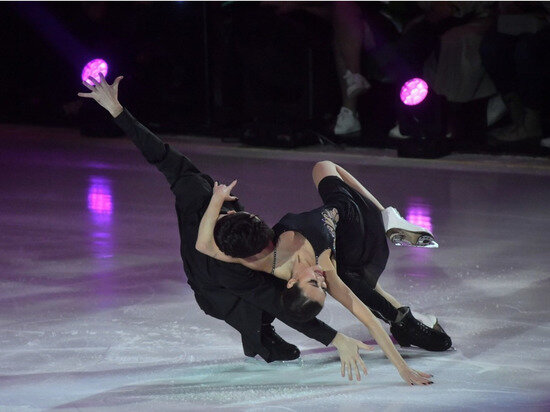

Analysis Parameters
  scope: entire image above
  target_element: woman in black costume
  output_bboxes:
[197,161,443,385]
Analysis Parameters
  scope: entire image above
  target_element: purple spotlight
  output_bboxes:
[400,78,428,106]
[81,58,108,85]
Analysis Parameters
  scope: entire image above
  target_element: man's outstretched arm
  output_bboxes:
[79,73,199,189]
[79,73,167,164]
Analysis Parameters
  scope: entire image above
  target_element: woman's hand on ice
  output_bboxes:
[213,180,238,202]
[78,73,124,117]
[331,332,374,381]
[398,367,434,385]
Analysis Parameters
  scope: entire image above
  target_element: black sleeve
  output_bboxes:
[113,108,169,165]
[113,108,216,210]
[217,261,338,346]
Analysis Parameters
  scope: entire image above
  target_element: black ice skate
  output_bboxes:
[244,325,300,362]
[390,307,452,351]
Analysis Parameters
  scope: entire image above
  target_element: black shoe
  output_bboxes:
[390,307,452,352]
[253,325,300,362]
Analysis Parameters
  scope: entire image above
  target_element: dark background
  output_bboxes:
[0,1,353,137]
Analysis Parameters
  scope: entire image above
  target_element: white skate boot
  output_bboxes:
[381,206,439,248]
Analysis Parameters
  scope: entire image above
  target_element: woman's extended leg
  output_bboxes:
[314,161,451,351]
[312,160,438,248]
[312,160,385,210]
[374,283,402,309]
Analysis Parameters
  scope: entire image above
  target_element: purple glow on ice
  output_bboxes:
[400,78,428,106]
[87,176,115,288]
[87,177,113,215]
[81,59,108,85]
[406,205,433,233]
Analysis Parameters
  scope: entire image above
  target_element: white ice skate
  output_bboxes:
[412,311,438,329]
[382,206,439,248]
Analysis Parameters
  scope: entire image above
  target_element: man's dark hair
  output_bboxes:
[280,283,323,322]
[213,212,274,258]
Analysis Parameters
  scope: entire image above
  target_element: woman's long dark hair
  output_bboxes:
[281,283,323,322]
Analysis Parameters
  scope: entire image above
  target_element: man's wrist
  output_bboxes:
[109,104,124,118]
[331,332,343,347]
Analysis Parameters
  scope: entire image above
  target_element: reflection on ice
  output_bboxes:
[87,176,114,259]
[86,176,116,306]
[87,176,113,217]
[405,199,433,233]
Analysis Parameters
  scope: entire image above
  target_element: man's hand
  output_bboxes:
[331,332,374,381]
[213,180,238,203]
[77,73,124,118]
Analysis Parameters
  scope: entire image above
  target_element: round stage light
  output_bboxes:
[81,59,108,85]
[400,78,428,106]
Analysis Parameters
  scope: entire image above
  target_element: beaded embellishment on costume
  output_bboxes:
[321,207,339,251]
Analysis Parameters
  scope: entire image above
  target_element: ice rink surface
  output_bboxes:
[0,123,549,411]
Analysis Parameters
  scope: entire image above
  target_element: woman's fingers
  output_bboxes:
[411,370,433,385]
[412,369,433,380]
[400,368,433,386]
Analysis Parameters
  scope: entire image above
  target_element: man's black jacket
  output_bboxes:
[113,109,337,361]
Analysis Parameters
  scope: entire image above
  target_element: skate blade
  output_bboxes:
[244,357,303,367]
[388,230,439,249]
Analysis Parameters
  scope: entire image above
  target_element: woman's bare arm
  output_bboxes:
[319,255,433,385]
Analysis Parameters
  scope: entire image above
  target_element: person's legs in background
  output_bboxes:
[513,28,550,143]
[332,1,371,136]
[370,20,448,146]
[481,27,550,146]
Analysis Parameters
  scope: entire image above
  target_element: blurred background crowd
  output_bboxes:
[1,1,549,158]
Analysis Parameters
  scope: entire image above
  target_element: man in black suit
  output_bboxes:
[78,73,371,380]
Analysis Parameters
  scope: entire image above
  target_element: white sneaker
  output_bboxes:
[334,107,361,135]
[381,206,439,248]
[343,70,371,99]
